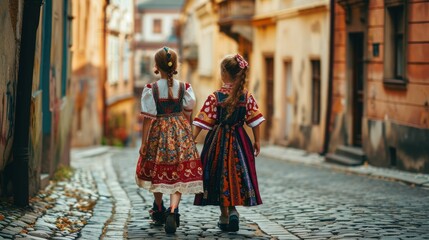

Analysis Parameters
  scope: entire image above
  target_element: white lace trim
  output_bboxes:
[247,116,265,128]
[135,175,204,194]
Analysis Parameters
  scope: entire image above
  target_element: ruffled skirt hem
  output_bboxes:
[135,175,204,194]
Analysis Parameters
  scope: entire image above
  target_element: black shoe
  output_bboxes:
[165,213,177,234]
[218,216,228,231]
[149,201,166,226]
[175,211,180,227]
[228,212,239,232]
[166,207,180,227]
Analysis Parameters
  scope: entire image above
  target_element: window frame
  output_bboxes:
[310,59,321,125]
[383,0,408,88]
[153,18,162,34]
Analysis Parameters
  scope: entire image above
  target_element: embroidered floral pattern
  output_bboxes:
[193,89,264,129]
[245,94,265,127]
[194,90,263,207]
[136,82,203,194]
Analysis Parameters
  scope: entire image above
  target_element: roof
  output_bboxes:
[137,0,184,10]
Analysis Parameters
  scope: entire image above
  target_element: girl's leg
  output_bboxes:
[228,206,237,214]
[169,191,182,212]
[228,206,239,232]
[150,192,165,225]
[165,192,182,233]
[153,192,163,210]
[220,206,228,218]
[218,206,229,231]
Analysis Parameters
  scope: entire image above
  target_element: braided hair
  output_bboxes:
[154,47,178,99]
[221,54,249,118]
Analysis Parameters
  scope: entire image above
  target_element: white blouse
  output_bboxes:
[140,79,196,119]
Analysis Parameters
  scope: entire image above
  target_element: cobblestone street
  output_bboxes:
[1,146,429,239]
[2,0,429,238]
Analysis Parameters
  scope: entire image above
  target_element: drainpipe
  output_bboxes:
[102,0,109,140]
[322,0,335,155]
[12,0,43,206]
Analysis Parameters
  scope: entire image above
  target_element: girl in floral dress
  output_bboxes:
[135,47,203,234]
[193,54,264,232]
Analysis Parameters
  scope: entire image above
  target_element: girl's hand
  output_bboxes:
[253,141,260,157]
[139,145,145,156]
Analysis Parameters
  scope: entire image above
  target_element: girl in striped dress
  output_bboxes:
[193,54,264,232]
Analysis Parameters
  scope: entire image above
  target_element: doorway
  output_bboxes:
[283,61,293,140]
[349,32,364,146]
[264,57,274,141]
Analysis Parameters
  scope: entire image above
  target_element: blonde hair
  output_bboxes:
[154,47,178,98]
[221,54,248,118]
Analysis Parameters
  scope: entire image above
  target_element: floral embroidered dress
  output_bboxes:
[193,84,265,206]
[136,79,203,194]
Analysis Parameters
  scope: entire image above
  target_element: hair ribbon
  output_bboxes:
[164,46,173,67]
[235,54,249,69]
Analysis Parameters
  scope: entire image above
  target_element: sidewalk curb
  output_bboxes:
[71,146,111,159]
[259,145,429,188]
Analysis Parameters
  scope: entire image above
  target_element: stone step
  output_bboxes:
[325,153,363,166]
[335,145,366,162]
[40,174,50,190]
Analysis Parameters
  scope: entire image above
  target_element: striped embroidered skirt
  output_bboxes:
[194,124,262,206]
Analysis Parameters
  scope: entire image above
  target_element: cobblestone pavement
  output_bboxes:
[260,146,429,188]
[254,156,429,239]
[0,166,97,240]
[1,146,429,239]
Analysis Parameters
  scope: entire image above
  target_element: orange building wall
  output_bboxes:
[329,1,429,173]
[332,4,346,115]
[366,0,429,129]
[71,0,105,147]
[327,3,348,153]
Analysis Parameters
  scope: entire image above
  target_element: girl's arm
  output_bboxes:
[193,126,203,141]
[183,110,192,123]
[139,117,151,155]
[252,125,261,157]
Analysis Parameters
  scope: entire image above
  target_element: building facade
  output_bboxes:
[179,0,429,173]
[327,0,429,173]
[71,0,107,147]
[133,0,184,140]
[179,0,239,141]
[0,0,23,187]
[105,0,135,146]
[0,0,73,204]
[252,0,330,151]
[134,0,183,87]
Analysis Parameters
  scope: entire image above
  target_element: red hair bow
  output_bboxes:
[235,54,249,69]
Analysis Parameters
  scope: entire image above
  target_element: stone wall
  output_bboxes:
[0,0,23,195]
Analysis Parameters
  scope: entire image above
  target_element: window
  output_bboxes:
[283,61,293,139]
[198,27,214,76]
[107,36,120,84]
[140,56,152,76]
[311,60,321,125]
[123,41,130,82]
[173,19,180,31]
[384,2,406,86]
[153,19,162,34]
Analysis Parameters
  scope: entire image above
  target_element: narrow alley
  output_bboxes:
[2,147,428,239]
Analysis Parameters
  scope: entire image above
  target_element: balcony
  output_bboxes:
[337,0,368,24]
[182,44,198,68]
[217,0,255,42]
[337,0,368,8]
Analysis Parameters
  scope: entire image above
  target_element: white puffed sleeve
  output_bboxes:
[140,84,157,119]
[182,83,196,113]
